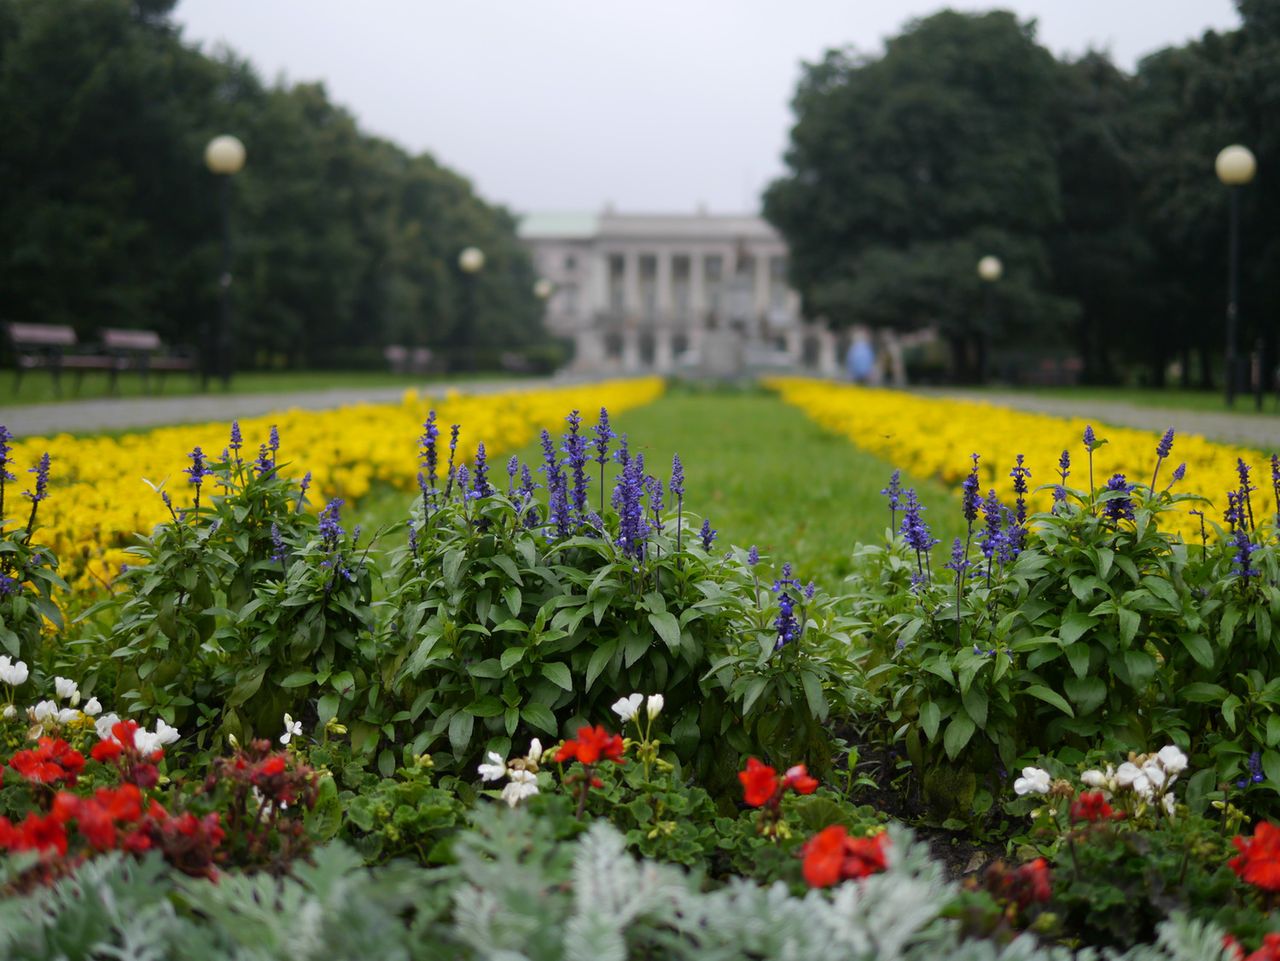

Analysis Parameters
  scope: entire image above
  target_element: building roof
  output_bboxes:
[518,210,781,243]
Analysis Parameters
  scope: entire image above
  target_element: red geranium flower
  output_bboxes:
[1231,821,1280,892]
[783,764,819,795]
[8,738,86,786]
[1069,790,1117,823]
[554,725,625,765]
[739,757,780,807]
[801,825,890,888]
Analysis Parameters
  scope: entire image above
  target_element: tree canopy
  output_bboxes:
[765,4,1280,386]
[0,0,546,370]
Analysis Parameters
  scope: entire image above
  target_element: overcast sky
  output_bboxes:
[173,1,1241,216]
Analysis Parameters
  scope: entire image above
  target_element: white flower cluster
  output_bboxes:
[94,713,181,754]
[0,655,30,686]
[2,663,104,726]
[1081,745,1188,815]
[1013,766,1052,796]
[478,739,543,807]
[612,692,663,724]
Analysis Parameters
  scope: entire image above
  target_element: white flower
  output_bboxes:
[646,693,664,720]
[0,656,29,687]
[1013,766,1052,796]
[82,696,102,717]
[56,707,80,724]
[1115,761,1143,787]
[500,768,539,807]
[95,713,120,741]
[2,704,15,719]
[526,738,543,765]
[478,752,507,782]
[280,713,303,745]
[153,719,180,746]
[134,730,163,756]
[1162,792,1176,817]
[1080,769,1108,789]
[31,699,59,723]
[1142,761,1167,790]
[53,676,80,705]
[611,693,644,723]
[1156,745,1188,776]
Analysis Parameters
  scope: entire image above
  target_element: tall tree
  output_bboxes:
[764,11,1076,382]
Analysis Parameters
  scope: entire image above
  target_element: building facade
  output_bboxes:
[519,210,840,376]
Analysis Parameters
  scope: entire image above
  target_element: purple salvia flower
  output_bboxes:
[699,520,716,550]
[270,523,287,563]
[229,421,243,455]
[455,464,471,501]
[612,454,649,559]
[881,470,903,531]
[1232,528,1259,585]
[1101,474,1135,523]
[1083,425,1096,449]
[0,425,14,523]
[1152,428,1175,490]
[268,425,280,455]
[1055,451,1070,504]
[444,424,461,498]
[773,589,800,651]
[1172,463,1186,482]
[24,453,50,504]
[299,471,311,496]
[185,447,208,487]
[562,411,589,520]
[945,537,968,575]
[419,412,440,488]
[1237,458,1256,531]
[999,506,1021,562]
[961,455,981,526]
[613,433,630,470]
[472,443,490,497]
[318,499,345,548]
[519,464,540,529]
[1272,453,1280,525]
[591,408,614,466]
[254,443,273,477]
[803,581,816,601]
[1225,490,1244,532]
[407,521,419,558]
[506,455,519,495]
[747,544,759,566]
[669,454,685,499]
[1009,454,1030,525]
[646,474,664,529]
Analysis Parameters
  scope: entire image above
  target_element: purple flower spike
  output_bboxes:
[1102,474,1135,522]
[1157,428,1175,460]
[699,519,716,550]
[747,544,759,566]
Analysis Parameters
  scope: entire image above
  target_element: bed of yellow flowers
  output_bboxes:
[3,377,664,592]
[767,377,1274,541]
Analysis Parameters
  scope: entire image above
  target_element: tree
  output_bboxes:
[764,11,1076,382]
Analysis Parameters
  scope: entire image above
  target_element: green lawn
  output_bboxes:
[353,386,967,590]
[1,368,519,406]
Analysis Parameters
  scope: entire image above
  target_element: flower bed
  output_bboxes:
[1,395,1278,959]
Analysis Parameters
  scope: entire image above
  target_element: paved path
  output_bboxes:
[919,388,1280,451]
[0,376,572,437]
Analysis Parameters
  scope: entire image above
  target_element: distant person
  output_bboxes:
[846,332,875,384]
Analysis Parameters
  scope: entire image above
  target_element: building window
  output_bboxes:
[564,254,576,271]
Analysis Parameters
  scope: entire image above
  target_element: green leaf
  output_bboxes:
[499,647,526,671]
[648,611,681,650]
[448,711,474,756]
[469,659,505,679]
[1065,642,1091,679]
[800,670,828,722]
[961,686,988,729]
[1223,694,1241,732]
[466,696,505,718]
[521,702,558,736]
[1122,650,1156,690]
[1063,675,1107,715]
[443,549,467,590]
[1058,612,1098,645]
[943,714,976,760]
[1181,682,1228,703]
[1263,749,1280,789]
[585,639,617,690]
[1117,608,1140,646]
[1024,684,1074,717]
[279,670,317,689]
[919,701,941,742]
[1266,714,1280,748]
[1178,633,1215,669]
[540,661,573,691]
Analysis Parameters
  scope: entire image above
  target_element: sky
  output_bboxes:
[173,1,1241,216]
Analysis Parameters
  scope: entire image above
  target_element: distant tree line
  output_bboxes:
[765,2,1280,387]
[0,0,550,371]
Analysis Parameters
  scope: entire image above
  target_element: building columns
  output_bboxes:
[654,327,673,373]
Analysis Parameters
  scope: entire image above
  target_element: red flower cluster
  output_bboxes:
[555,726,626,765]
[982,857,1053,911]
[1224,932,1280,961]
[1069,791,1123,823]
[91,719,163,789]
[8,738,86,787]
[1230,821,1280,892]
[801,825,890,888]
[738,757,819,808]
[0,782,224,880]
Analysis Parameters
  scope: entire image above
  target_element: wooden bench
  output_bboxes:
[6,323,195,395]
[6,322,120,395]
[100,328,195,392]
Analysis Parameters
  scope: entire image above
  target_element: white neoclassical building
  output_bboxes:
[519,209,841,376]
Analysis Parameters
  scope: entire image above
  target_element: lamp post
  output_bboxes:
[976,255,1002,383]
[457,246,485,372]
[1215,144,1256,409]
[204,135,246,389]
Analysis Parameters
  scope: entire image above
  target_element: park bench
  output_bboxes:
[6,322,194,395]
